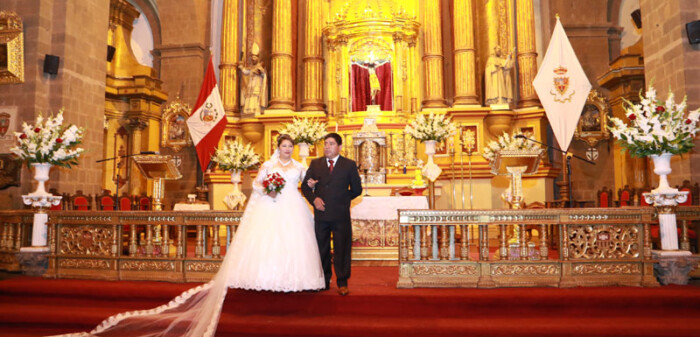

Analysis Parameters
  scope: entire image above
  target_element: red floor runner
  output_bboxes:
[1,267,699,337]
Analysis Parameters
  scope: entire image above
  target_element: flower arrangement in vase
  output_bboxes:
[280,117,327,166]
[10,109,85,197]
[212,140,260,209]
[482,132,544,164]
[608,85,700,193]
[404,112,457,182]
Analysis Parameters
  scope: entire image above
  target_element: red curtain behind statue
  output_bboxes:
[350,62,393,112]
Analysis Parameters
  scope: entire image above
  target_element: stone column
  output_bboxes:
[268,0,294,110]
[453,0,479,105]
[515,0,539,108]
[301,0,324,111]
[421,0,447,108]
[219,0,240,116]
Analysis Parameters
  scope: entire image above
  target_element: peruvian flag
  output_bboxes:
[187,57,227,171]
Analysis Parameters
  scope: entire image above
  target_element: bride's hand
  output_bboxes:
[268,191,277,198]
[307,178,318,188]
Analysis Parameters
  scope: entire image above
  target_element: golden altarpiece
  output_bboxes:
[100,0,557,260]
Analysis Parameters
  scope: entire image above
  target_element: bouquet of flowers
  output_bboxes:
[212,140,260,171]
[608,85,700,157]
[280,117,327,144]
[404,112,458,143]
[10,109,85,168]
[262,172,285,195]
[482,132,543,162]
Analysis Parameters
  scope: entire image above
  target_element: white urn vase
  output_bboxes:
[30,163,53,197]
[224,170,246,210]
[298,142,310,167]
[650,153,677,194]
[421,140,442,182]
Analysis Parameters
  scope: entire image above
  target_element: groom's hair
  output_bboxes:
[324,133,342,146]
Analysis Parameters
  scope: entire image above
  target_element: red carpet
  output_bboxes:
[1,267,699,336]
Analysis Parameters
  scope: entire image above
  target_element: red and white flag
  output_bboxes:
[533,17,591,151]
[187,57,227,171]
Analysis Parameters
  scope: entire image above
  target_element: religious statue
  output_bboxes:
[350,60,393,112]
[485,46,514,106]
[239,43,268,115]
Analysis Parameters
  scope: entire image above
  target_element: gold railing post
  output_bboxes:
[439,225,449,260]
[195,225,204,258]
[499,224,507,260]
[420,226,429,260]
[479,225,489,261]
[212,225,221,258]
[145,224,154,257]
[460,225,469,260]
[161,224,169,257]
[519,224,527,260]
[539,224,549,259]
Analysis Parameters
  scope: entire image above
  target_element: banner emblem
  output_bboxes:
[200,102,217,122]
[550,66,575,103]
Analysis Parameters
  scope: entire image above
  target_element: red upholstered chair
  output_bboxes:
[677,180,697,206]
[137,195,152,210]
[597,187,612,207]
[118,194,134,211]
[96,190,116,210]
[70,190,93,211]
[617,185,634,207]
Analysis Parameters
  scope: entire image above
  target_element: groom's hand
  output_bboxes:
[313,197,325,211]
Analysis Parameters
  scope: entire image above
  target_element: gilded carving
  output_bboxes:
[491,264,559,276]
[186,262,221,273]
[121,260,175,271]
[352,220,382,246]
[0,11,24,84]
[413,265,478,276]
[567,225,640,259]
[59,259,111,269]
[572,263,641,275]
[59,226,115,257]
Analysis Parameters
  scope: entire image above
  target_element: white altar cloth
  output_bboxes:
[351,196,429,220]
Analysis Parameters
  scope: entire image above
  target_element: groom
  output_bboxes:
[302,133,362,296]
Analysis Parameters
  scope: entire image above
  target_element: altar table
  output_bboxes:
[350,196,429,261]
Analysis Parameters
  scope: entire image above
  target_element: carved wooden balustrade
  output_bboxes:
[44,211,242,282]
[0,210,34,271]
[398,208,659,288]
[676,206,700,252]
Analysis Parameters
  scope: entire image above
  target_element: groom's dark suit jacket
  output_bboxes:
[302,156,362,222]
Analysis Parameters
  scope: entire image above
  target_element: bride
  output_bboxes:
[55,134,324,337]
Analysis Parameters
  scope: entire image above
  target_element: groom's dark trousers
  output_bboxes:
[302,156,362,288]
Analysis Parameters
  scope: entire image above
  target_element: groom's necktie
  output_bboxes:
[328,159,334,174]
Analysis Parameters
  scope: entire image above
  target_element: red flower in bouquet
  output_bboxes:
[262,172,286,195]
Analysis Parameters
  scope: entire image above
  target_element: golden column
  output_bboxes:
[453,0,479,105]
[301,0,324,111]
[219,0,240,116]
[393,33,405,112]
[515,0,540,108]
[268,0,294,110]
[421,0,447,108]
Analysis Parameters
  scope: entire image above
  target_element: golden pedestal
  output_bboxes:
[490,150,541,259]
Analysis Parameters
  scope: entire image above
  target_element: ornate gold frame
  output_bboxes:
[160,97,192,152]
[574,90,610,147]
[0,11,24,84]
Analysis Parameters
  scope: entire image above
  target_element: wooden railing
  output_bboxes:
[0,210,34,271]
[398,207,660,288]
[44,211,242,282]
[676,206,700,251]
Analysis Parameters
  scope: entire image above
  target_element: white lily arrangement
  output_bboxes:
[212,140,260,172]
[608,85,700,157]
[404,112,458,143]
[482,132,543,162]
[280,117,328,145]
[10,109,85,168]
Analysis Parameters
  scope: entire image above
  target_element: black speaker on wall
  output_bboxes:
[687,20,700,45]
[631,9,642,29]
[43,55,60,75]
[107,45,116,62]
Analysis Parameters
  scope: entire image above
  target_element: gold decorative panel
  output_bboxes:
[413,265,478,276]
[567,224,640,259]
[0,11,24,84]
[59,226,115,256]
[59,259,112,270]
[491,264,560,276]
[572,263,641,275]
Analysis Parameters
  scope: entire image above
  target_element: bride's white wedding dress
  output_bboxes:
[53,158,324,337]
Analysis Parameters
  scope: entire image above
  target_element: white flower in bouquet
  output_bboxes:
[10,109,85,168]
[404,112,458,143]
[280,117,328,145]
[608,85,700,157]
[212,140,260,172]
[482,132,543,162]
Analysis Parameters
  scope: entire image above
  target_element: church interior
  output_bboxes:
[1,0,700,336]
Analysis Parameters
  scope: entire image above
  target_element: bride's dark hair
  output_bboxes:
[277,134,294,146]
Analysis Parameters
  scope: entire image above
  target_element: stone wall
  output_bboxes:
[0,0,109,210]
[640,0,700,186]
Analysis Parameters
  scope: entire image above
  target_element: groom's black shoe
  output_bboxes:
[337,286,349,296]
